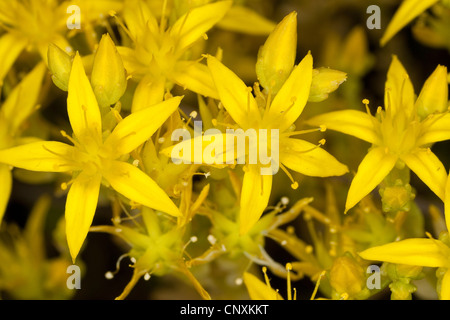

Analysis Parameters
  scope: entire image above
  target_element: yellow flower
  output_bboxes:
[116,0,232,111]
[0,0,120,84]
[359,232,450,299]
[380,0,440,46]
[308,55,449,213]
[163,12,348,235]
[0,62,47,224]
[0,52,181,262]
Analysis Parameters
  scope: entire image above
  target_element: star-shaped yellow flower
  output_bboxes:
[359,232,450,299]
[117,0,233,112]
[0,62,46,224]
[308,55,449,214]
[0,52,182,262]
[0,0,122,85]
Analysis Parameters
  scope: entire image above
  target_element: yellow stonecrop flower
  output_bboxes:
[0,0,120,84]
[359,232,450,300]
[164,12,348,235]
[0,62,47,224]
[117,0,233,110]
[0,49,182,262]
[308,55,450,214]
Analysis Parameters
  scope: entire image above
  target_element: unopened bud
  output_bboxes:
[91,33,127,107]
[47,43,73,91]
[416,65,448,119]
[309,67,347,102]
[256,11,297,94]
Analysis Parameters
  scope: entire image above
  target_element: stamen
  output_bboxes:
[362,99,371,115]
[60,130,78,147]
[104,253,129,280]
[310,270,326,300]
[282,127,326,138]
[279,163,298,189]
[286,263,293,300]
[109,10,135,43]
[60,178,75,191]
[262,266,272,289]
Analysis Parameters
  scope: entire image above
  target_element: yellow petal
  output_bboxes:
[116,46,148,78]
[345,147,397,212]
[445,175,450,233]
[380,0,439,46]
[161,132,233,165]
[240,165,272,235]
[255,11,297,94]
[243,272,283,300]
[207,55,260,129]
[122,0,158,41]
[306,110,380,145]
[415,65,448,119]
[418,113,450,146]
[440,269,450,300]
[103,160,180,217]
[131,75,165,113]
[169,1,232,53]
[2,63,47,133]
[0,141,79,173]
[67,52,103,144]
[172,61,219,99]
[0,164,12,224]
[359,238,449,268]
[280,138,348,177]
[91,33,127,107]
[65,171,102,262]
[217,5,276,35]
[400,148,447,201]
[264,52,313,132]
[0,33,27,85]
[103,96,182,156]
[384,55,415,118]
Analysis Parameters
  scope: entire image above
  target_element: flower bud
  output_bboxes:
[91,33,127,107]
[329,255,365,296]
[256,11,297,94]
[47,43,72,91]
[415,65,448,119]
[309,67,347,102]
